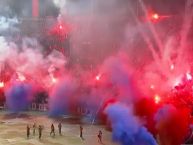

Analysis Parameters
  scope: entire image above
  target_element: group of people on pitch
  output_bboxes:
[79,125,103,144]
[27,123,62,139]
[27,123,103,143]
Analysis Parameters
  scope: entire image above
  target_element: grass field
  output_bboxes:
[0,111,118,145]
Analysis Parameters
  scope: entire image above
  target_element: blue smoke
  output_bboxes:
[105,103,157,145]
[5,82,33,113]
[100,56,138,103]
[49,76,76,116]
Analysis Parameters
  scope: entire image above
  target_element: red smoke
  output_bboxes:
[155,106,190,145]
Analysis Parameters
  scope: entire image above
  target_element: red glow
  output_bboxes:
[152,13,159,20]
[150,85,155,90]
[49,22,71,38]
[0,82,4,88]
[186,72,192,81]
[95,74,101,81]
[170,64,175,71]
[17,73,26,82]
[51,76,57,84]
[52,78,57,83]
[154,94,161,104]
[59,25,63,30]
[148,13,162,23]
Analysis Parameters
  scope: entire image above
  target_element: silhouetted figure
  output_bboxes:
[38,125,43,139]
[58,123,62,135]
[50,124,55,137]
[80,125,83,139]
[33,123,36,136]
[98,130,102,143]
[27,125,30,139]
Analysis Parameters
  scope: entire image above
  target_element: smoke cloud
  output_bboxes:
[0,1,192,145]
[49,75,77,116]
[5,81,33,112]
[154,104,190,145]
[105,103,157,145]
[56,0,132,64]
